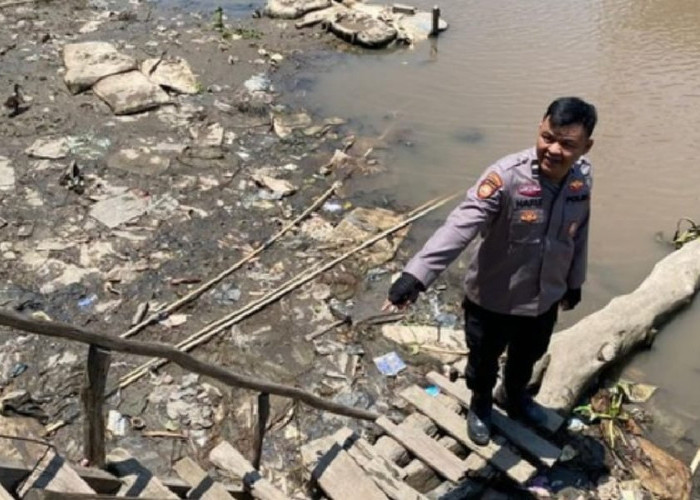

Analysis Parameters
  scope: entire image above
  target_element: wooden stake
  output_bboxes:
[81,345,111,468]
[431,5,440,37]
[252,393,270,470]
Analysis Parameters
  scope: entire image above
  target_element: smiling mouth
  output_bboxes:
[543,156,562,168]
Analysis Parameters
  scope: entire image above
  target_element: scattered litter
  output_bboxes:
[322,200,343,213]
[272,111,312,138]
[17,223,34,238]
[567,417,587,432]
[243,73,271,93]
[160,314,188,328]
[210,283,241,305]
[373,351,406,376]
[67,134,111,160]
[89,190,150,228]
[425,385,439,397]
[251,173,296,199]
[25,137,69,159]
[618,379,657,403]
[0,156,15,191]
[59,161,85,194]
[10,363,28,378]
[78,294,98,310]
[107,409,128,436]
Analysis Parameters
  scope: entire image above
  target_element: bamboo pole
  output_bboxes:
[0,310,379,421]
[120,182,341,339]
[118,191,461,390]
[252,393,270,470]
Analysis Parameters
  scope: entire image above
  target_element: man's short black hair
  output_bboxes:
[544,97,597,138]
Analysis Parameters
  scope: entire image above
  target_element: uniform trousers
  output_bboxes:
[462,298,558,398]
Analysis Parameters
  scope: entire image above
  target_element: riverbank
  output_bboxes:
[0,1,694,499]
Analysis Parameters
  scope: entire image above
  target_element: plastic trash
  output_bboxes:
[425,385,440,396]
[373,351,406,376]
[78,294,98,309]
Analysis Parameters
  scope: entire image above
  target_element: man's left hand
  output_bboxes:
[560,288,581,311]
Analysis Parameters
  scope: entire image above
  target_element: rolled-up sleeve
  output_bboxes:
[404,166,506,288]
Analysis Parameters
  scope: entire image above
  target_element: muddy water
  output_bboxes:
[170,0,700,456]
[288,0,700,456]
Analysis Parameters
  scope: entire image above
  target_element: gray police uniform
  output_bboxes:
[404,147,592,317]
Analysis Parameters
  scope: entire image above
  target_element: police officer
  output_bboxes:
[383,97,596,445]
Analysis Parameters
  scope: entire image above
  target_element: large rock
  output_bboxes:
[330,10,397,48]
[141,56,199,95]
[63,42,137,94]
[93,71,171,115]
[264,0,332,19]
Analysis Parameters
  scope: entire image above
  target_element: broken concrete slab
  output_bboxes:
[141,56,199,94]
[106,147,171,176]
[0,156,14,191]
[25,137,69,159]
[89,190,151,228]
[93,70,171,115]
[63,41,137,94]
[330,10,397,48]
[264,0,332,19]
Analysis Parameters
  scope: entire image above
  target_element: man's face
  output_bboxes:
[536,116,593,182]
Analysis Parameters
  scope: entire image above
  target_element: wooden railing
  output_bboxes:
[0,309,379,469]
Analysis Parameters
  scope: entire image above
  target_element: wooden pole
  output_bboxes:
[81,345,111,468]
[431,5,440,37]
[252,393,270,470]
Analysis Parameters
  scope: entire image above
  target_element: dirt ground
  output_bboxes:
[0,1,695,499]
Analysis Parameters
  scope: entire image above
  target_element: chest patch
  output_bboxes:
[568,179,584,192]
[477,172,503,199]
[517,183,541,197]
[519,209,540,223]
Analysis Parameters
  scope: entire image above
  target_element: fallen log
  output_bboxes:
[537,238,700,412]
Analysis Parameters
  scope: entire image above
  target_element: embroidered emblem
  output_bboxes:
[520,210,539,223]
[568,179,584,192]
[477,172,503,199]
[568,222,578,237]
[518,184,541,197]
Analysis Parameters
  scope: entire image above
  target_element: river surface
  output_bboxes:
[161,0,700,458]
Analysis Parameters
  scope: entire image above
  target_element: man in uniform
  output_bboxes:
[383,97,597,445]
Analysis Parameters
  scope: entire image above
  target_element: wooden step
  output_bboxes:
[400,385,537,484]
[17,449,95,498]
[105,448,177,498]
[375,416,467,484]
[209,441,286,500]
[426,372,561,467]
[312,445,388,500]
[173,457,234,500]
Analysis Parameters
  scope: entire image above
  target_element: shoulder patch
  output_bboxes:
[477,172,503,199]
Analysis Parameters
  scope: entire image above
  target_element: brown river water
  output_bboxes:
[171,0,700,457]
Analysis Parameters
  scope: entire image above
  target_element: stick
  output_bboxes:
[121,182,341,339]
[0,310,379,421]
[118,191,461,389]
[0,0,34,8]
[252,393,270,470]
[81,345,111,468]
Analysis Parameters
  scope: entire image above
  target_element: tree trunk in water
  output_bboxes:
[537,239,700,413]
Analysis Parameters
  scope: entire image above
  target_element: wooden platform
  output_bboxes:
[303,372,566,499]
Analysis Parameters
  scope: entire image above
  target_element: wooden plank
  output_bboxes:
[81,345,111,468]
[105,448,177,498]
[0,483,13,500]
[400,385,536,484]
[426,372,561,467]
[375,417,466,483]
[340,435,426,500]
[173,457,234,500]
[17,449,95,498]
[209,441,286,500]
[312,446,388,500]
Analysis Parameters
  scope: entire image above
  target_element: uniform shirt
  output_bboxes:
[404,147,592,317]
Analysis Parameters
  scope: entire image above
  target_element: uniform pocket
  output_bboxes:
[510,209,545,244]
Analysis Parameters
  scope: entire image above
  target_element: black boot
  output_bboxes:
[467,393,492,446]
